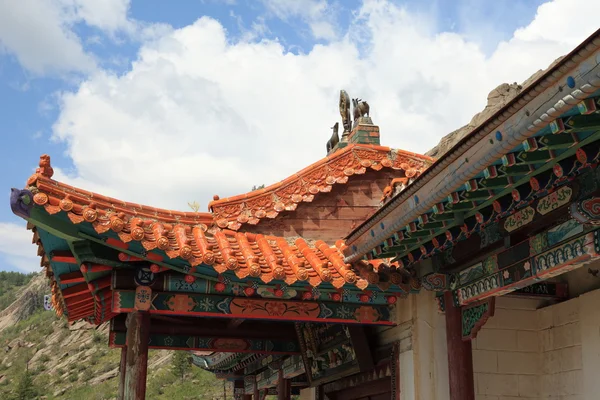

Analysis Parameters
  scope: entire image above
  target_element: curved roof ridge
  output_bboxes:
[26,155,214,226]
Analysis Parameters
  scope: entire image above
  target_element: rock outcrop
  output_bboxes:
[426,56,565,158]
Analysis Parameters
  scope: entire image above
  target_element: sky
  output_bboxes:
[0,0,598,273]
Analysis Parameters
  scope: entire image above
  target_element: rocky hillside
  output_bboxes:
[0,273,226,399]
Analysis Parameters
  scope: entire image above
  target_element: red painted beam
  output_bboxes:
[63,292,94,307]
[68,302,94,314]
[119,253,144,262]
[62,283,90,298]
[66,300,94,313]
[88,275,111,293]
[94,288,113,302]
[81,263,113,273]
[59,271,85,285]
[50,251,77,264]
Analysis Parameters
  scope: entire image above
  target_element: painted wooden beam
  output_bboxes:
[50,250,77,264]
[110,331,300,354]
[112,290,394,325]
[113,316,298,340]
[454,227,600,306]
[62,283,90,298]
[111,269,397,306]
[508,282,568,299]
[124,311,150,400]
[59,271,85,284]
[81,263,113,273]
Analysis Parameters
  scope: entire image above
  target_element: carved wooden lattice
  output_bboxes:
[461,297,495,341]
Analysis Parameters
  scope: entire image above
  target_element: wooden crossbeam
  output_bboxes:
[50,251,77,264]
[112,290,394,325]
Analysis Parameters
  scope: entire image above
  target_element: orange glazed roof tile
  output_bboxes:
[208,144,434,230]
[24,155,412,291]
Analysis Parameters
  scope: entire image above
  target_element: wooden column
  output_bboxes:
[277,368,291,400]
[444,291,475,400]
[118,346,127,400]
[124,311,150,400]
[253,379,259,400]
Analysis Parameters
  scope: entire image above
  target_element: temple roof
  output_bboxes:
[19,159,406,293]
[209,144,433,230]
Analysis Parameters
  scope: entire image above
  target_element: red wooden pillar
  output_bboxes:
[124,311,150,400]
[118,346,127,400]
[277,369,291,400]
[253,379,259,400]
[444,291,475,400]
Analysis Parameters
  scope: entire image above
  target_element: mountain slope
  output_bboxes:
[0,273,226,400]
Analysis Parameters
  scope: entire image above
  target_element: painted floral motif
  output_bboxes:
[165,294,198,313]
[229,299,320,318]
[212,338,250,351]
[354,306,380,323]
[335,306,353,319]
[536,186,572,215]
[265,302,287,316]
[504,207,535,232]
[198,298,215,312]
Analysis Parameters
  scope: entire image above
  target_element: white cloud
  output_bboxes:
[35,0,600,217]
[60,0,135,35]
[0,222,40,273]
[0,0,147,76]
[261,0,338,40]
[0,0,96,75]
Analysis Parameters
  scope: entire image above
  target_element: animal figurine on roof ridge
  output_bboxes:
[352,98,370,126]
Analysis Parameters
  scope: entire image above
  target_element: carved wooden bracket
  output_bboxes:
[461,297,495,341]
[570,196,600,225]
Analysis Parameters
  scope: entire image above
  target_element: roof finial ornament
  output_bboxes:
[36,154,54,179]
[326,122,339,154]
[339,90,352,139]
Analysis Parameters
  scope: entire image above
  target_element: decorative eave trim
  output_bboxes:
[344,31,600,262]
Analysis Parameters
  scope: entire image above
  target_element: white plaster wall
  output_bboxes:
[577,289,600,400]
[539,297,583,400]
[471,288,600,400]
[298,387,315,400]
[393,291,450,400]
[472,297,542,400]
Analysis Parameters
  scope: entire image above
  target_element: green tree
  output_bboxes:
[171,351,189,381]
[13,371,38,400]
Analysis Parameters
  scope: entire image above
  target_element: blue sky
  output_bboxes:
[0,0,596,272]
